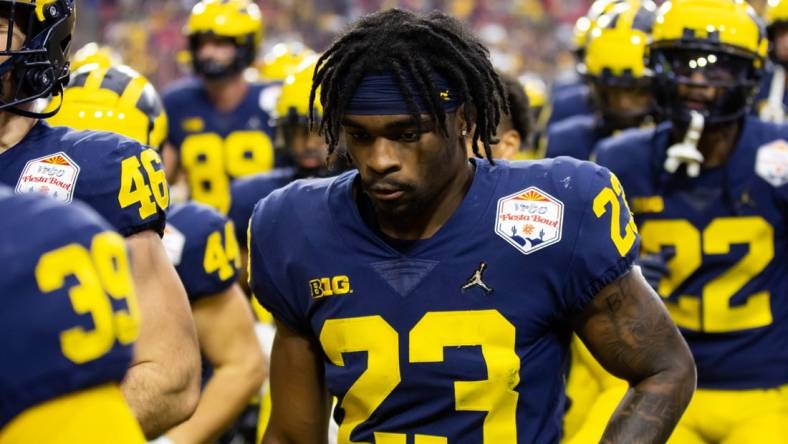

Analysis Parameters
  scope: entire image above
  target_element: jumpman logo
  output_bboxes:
[462,262,493,294]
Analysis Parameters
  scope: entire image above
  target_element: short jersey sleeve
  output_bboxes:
[562,163,640,314]
[0,193,137,428]
[248,191,311,335]
[77,134,169,237]
[164,203,240,302]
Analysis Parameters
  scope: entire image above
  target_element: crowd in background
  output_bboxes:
[72,0,613,90]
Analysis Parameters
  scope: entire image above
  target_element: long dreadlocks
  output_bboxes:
[309,8,508,161]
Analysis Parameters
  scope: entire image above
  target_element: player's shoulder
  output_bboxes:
[594,122,667,174]
[165,201,229,269]
[45,123,147,161]
[162,77,203,103]
[250,171,346,235]
[741,114,788,146]
[493,157,612,205]
[169,201,228,233]
[0,187,111,256]
[232,167,294,199]
[18,123,147,189]
[548,114,597,139]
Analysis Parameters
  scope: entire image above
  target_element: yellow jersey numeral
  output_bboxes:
[320,310,520,444]
[119,149,169,219]
[35,231,139,363]
[592,173,638,257]
[640,216,774,333]
[181,130,274,214]
[203,221,241,280]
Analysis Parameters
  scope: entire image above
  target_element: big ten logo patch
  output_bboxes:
[495,187,564,255]
[309,275,353,299]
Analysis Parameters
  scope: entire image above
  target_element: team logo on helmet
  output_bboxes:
[495,187,564,255]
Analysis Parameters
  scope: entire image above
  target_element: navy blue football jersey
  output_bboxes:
[227,167,295,247]
[163,202,241,303]
[595,116,788,390]
[0,188,137,428]
[0,122,168,237]
[163,78,280,214]
[544,114,605,160]
[249,158,639,443]
[545,84,593,129]
[549,77,583,98]
[752,68,788,119]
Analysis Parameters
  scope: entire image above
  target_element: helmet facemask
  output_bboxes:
[0,0,73,117]
[651,46,762,126]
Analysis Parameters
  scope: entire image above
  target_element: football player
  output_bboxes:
[754,0,788,122]
[49,62,266,444]
[544,0,629,129]
[252,9,695,444]
[0,1,200,438]
[160,201,266,444]
[545,0,656,161]
[596,1,788,442]
[465,73,531,161]
[0,187,144,443]
[161,0,279,214]
[229,59,340,292]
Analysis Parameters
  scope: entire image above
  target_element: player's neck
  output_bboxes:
[0,111,38,154]
[674,121,741,168]
[696,121,740,168]
[203,75,249,113]
[376,160,475,241]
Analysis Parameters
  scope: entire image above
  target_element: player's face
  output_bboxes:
[676,70,728,112]
[343,113,465,219]
[195,35,237,68]
[664,49,744,113]
[0,16,26,102]
[774,25,788,62]
[289,125,327,170]
[602,85,651,118]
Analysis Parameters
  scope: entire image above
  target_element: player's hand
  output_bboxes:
[636,247,675,291]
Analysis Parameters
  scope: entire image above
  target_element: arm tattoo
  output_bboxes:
[575,271,696,444]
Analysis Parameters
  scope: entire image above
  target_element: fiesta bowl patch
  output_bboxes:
[495,187,564,255]
[756,139,788,187]
[15,152,80,203]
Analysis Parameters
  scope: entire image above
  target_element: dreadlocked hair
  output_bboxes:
[309,8,509,162]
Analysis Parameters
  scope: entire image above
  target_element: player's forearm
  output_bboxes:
[122,360,201,438]
[166,361,266,444]
[125,233,202,438]
[600,365,696,444]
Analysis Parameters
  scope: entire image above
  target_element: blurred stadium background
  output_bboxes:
[76,0,743,91]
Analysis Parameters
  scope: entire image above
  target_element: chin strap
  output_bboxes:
[759,65,786,124]
[665,110,705,178]
[2,84,64,119]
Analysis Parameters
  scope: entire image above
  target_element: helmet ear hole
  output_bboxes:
[25,68,54,93]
